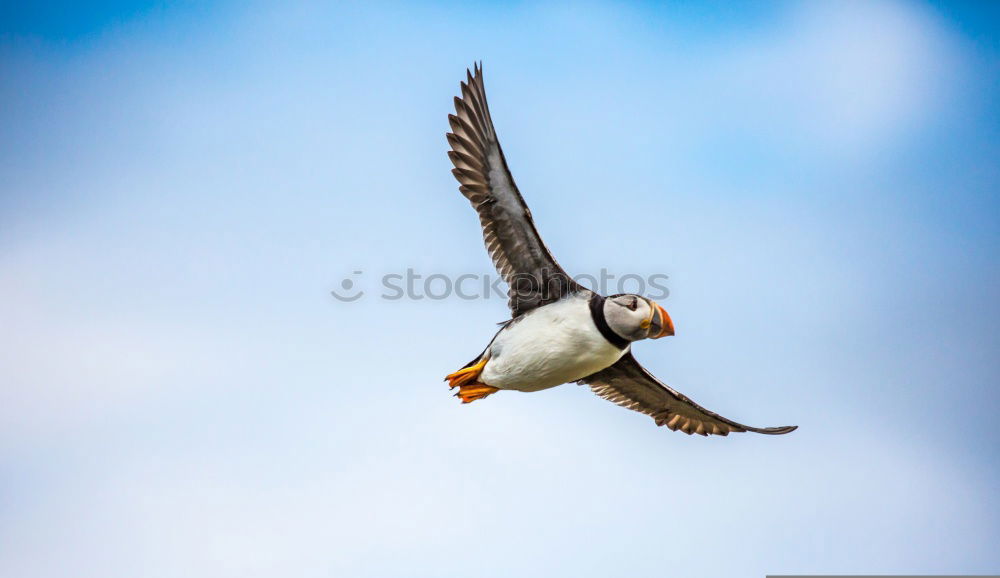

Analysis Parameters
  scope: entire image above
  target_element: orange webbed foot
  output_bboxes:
[445,356,488,389]
[445,357,498,403]
[455,384,499,403]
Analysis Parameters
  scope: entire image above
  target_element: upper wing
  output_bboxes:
[447,63,584,317]
[578,352,797,436]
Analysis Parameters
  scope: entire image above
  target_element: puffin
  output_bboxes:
[444,64,796,436]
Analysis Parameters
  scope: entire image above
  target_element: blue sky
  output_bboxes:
[1,1,998,576]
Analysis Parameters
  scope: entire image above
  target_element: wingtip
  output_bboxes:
[756,424,798,435]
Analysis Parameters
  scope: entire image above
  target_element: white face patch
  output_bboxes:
[604,294,655,342]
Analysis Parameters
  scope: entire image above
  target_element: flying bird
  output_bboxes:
[444,64,796,436]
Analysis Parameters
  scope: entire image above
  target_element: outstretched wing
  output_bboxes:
[579,352,797,436]
[447,63,584,317]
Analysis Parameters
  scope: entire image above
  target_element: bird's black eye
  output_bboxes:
[627,297,638,311]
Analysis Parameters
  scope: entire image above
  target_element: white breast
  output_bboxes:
[479,295,628,392]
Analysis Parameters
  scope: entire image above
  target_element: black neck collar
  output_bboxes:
[589,293,629,349]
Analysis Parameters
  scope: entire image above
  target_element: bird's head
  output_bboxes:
[604,294,675,342]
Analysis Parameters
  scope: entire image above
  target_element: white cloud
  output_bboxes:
[689,0,960,157]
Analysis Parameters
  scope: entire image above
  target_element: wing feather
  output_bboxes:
[447,63,583,316]
[579,352,797,437]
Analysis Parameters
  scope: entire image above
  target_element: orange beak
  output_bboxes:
[648,302,675,339]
